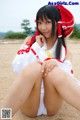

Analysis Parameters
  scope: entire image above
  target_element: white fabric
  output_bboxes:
[37,92,47,115]
[12,41,80,116]
[12,42,48,74]
[42,40,66,61]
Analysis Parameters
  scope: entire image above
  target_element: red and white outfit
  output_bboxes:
[12,40,80,116]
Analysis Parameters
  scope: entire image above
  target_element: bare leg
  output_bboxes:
[20,73,42,117]
[44,66,80,112]
[0,63,42,117]
[44,77,63,115]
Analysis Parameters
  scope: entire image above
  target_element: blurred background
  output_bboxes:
[0,0,80,39]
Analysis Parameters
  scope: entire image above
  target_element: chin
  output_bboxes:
[45,36,50,39]
[43,34,49,38]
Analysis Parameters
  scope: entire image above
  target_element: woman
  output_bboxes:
[0,5,80,118]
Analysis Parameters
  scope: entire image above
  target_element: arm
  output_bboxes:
[63,48,73,75]
[17,36,32,51]
[64,49,72,62]
[63,48,73,65]
[12,36,47,74]
[12,36,38,74]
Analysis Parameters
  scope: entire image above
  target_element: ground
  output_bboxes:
[0,39,80,120]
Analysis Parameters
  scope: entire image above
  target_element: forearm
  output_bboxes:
[64,49,72,62]
[63,49,73,75]
[12,42,47,74]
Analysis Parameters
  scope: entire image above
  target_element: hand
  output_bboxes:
[41,59,57,77]
[36,35,45,47]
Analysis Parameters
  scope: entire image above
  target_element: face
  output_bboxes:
[37,18,52,39]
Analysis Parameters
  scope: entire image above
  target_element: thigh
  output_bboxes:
[44,78,63,116]
[20,63,42,117]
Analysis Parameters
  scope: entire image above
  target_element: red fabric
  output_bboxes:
[26,29,40,47]
[56,5,74,37]
[44,58,63,63]
[17,28,40,54]
[31,48,36,55]
[18,5,74,55]
[17,48,30,54]
[34,5,74,38]
[71,69,73,74]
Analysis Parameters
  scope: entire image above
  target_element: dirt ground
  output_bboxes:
[0,39,80,120]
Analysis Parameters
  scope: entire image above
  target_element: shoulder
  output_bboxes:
[23,36,32,44]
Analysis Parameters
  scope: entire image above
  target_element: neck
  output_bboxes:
[46,35,57,49]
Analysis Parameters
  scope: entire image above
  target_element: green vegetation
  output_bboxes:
[70,24,80,39]
[21,19,32,35]
[4,32,27,39]
[4,19,35,39]
[3,20,80,40]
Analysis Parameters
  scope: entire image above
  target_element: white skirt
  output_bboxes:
[37,60,80,116]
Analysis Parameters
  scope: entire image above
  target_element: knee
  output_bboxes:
[45,66,67,87]
[18,62,42,81]
[21,109,37,118]
[23,62,41,74]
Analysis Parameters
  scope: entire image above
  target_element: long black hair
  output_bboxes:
[36,5,66,59]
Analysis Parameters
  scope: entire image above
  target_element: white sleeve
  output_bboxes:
[19,44,28,49]
[60,60,73,75]
[63,60,73,70]
[54,59,73,76]
[63,60,73,75]
[12,42,47,74]
[31,42,47,61]
[12,43,38,74]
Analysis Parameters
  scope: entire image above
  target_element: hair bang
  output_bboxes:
[36,7,51,22]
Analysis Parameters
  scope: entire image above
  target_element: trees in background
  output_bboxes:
[3,20,80,39]
[21,19,32,35]
[70,24,80,39]
[4,19,35,39]
[4,32,27,39]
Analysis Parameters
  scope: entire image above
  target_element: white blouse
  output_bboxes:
[12,41,73,76]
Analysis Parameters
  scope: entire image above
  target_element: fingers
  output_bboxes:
[36,35,46,47]
[41,61,48,77]
[44,62,53,76]
[38,61,42,64]
[42,60,57,77]
[41,61,46,73]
